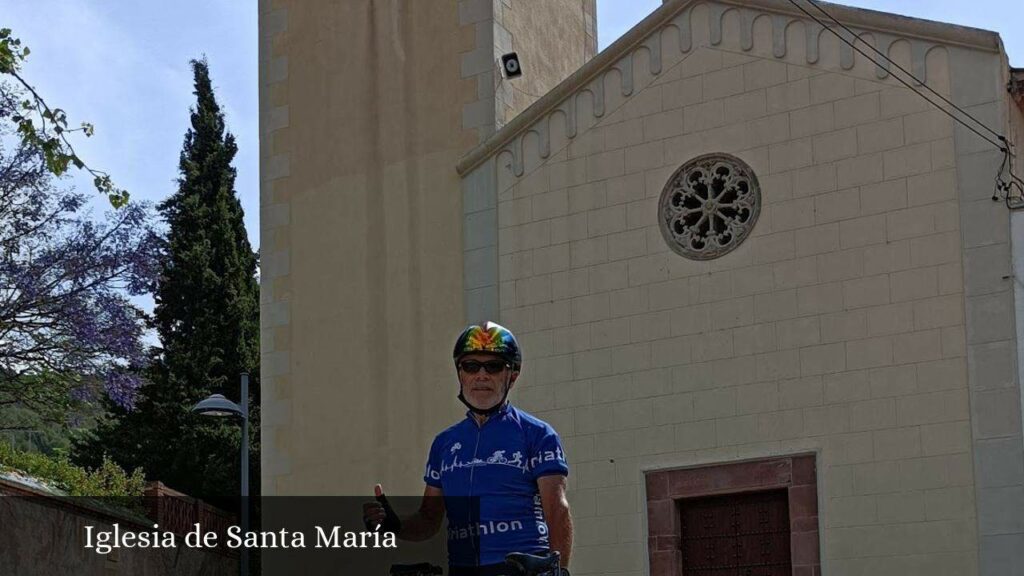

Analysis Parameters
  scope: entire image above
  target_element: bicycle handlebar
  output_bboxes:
[505,551,560,575]
[388,550,561,576]
[389,563,443,576]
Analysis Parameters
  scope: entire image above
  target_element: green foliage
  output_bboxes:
[1,387,109,455]
[0,28,30,73]
[0,28,128,207]
[75,58,260,504]
[0,440,145,498]
[0,371,81,433]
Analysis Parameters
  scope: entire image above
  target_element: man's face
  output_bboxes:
[457,352,518,411]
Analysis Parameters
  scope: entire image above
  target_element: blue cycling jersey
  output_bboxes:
[423,403,568,567]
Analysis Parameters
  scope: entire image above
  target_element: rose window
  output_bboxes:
[658,153,761,260]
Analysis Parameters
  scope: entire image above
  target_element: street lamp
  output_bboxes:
[192,373,249,576]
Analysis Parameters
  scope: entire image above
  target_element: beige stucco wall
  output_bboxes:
[498,0,598,124]
[259,0,598,497]
[259,0,480,496]
[465,2,1021,574]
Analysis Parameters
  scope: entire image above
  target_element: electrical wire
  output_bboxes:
[494,70,547,108]
[792,0,1024,207]
[785,0,1008,153]
[803,0,1006,143]
[1008,150,1024,207]
[993,142,1024,208]
[510,83,547,100]
[497,73,545,100]
[995,147,1018,208]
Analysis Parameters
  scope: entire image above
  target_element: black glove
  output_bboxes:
[366,491,402,533]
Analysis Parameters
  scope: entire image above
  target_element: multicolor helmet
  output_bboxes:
[452,321,522,371]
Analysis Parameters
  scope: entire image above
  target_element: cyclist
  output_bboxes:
[365,322,573,576]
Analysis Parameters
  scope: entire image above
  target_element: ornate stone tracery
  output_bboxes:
[658,153,761,260]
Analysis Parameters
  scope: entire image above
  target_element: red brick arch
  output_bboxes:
[646,455,820,576]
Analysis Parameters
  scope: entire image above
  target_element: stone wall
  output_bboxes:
[0,478,236,576]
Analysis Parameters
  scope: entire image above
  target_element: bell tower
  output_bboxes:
[258,0,596,495]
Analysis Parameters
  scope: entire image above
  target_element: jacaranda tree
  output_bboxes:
[0,81,160,433]
[0,28,128,207]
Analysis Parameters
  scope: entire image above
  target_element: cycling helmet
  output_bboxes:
[453,321,521,415]
[452,321,522,371]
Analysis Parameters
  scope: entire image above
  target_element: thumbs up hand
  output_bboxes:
[362,483,402,533]
[362,483,386,529]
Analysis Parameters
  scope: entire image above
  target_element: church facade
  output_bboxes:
[260,0,1024,574]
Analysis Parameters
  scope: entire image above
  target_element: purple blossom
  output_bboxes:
[70,386,94,403]
[103,372,141,411]
[1,101,159,419]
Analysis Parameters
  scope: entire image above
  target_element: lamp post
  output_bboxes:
[192,373,249,576]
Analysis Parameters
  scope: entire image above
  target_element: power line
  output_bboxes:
[494,69,548,107]
[803,0,1005,143]
[791,0,1024,207]
[785,0,1008,153]
[509,82,547,100]
[993,140,1024,207]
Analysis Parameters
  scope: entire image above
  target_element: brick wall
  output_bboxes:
[0,477,237,574]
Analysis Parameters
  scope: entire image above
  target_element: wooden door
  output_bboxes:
[679,489,792,576]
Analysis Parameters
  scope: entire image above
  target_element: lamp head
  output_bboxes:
[192,394,243,418]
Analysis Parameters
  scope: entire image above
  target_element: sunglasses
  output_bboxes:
[458,360,510,374]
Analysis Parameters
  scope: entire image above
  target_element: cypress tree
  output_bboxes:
[76,58,259,503]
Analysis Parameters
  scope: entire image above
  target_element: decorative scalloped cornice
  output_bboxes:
[456,0,1001,177]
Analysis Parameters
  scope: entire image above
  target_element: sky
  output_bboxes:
[3,0,1023,253]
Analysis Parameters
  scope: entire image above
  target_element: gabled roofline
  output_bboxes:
[456,0,1001,176]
